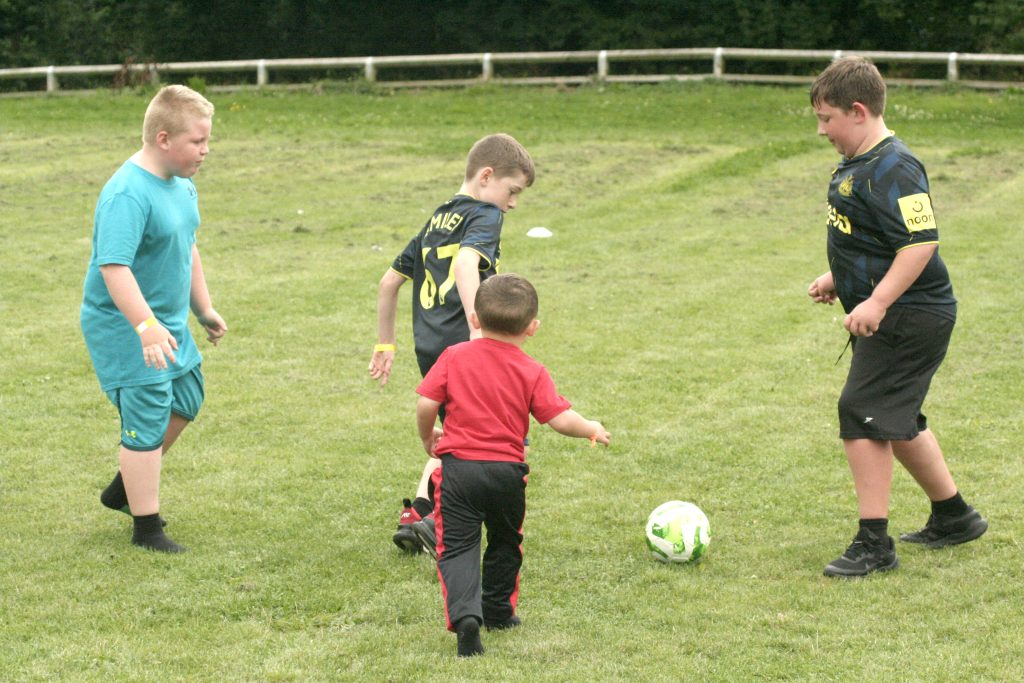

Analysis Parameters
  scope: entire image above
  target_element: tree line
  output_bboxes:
[3,0,1023,70]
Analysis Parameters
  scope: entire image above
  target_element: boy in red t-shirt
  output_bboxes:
[415,273,610,657]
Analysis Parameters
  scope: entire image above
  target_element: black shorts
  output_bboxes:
[838,307,954,441]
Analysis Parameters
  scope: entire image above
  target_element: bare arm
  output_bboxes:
[416,395,443,456]
[547,409,611,446]
[99,264,178,369]
[190,244,227,345]
[369,269,407,386]
[844,243,937,337]
[453,248,483,340]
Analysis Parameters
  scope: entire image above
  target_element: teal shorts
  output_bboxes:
[106,364,205,451]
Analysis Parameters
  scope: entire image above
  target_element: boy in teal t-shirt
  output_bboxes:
[80,85,227,553]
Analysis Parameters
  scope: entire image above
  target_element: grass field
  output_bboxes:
[1,81,1023,682]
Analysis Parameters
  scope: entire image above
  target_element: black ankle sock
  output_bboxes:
[932,491,968,517]
[102,473,167,526]
[100,471,128,511]
[132,514,186,553]
[413,497,433,518]
[456,617,484,657]
[858,518,889,539]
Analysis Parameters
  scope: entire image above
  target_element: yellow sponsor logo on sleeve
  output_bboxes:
[897,192,936,232]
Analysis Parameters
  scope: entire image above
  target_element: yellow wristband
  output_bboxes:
[374,344,396,353]
[135,316,158,335]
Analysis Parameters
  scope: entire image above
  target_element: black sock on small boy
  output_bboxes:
[413,497,433,518]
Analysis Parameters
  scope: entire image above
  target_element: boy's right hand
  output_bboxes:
[368,346,395,386]
[589,421,611,447]
[139,323,178,370]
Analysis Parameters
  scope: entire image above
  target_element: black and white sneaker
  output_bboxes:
[899,506,988,548]
[824,528,899,578]
[412,515,438,560]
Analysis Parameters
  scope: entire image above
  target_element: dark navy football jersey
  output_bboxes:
[392,194,503,360]
[825,135,956,320]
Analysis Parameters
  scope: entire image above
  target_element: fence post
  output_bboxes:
[46,65,58,92]
[947,52,959,82]
[832,49,843,62]
[365,56,376,82]
[598,49,608,80]
[148,63,160,85]
[482,52,492,81]
[257,59,268,87]
[713,47,723,78]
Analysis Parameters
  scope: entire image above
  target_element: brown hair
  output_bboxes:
[475,273,539,335]
[810,56,886,116]
[466,133,535,187]
[143,85,215,145]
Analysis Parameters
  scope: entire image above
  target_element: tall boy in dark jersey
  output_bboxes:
[415,273,610,656]
[369,134,535,553]
[807,56,987,577]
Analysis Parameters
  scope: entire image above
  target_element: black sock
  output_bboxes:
[132,514,186,553]
[932,491,968,517]
[413,497,433,518]
[102,472,167,526]
[858,518,889,540]
[100,471,129,512]
[456,617,484,657]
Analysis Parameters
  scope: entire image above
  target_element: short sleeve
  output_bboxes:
[460,205,503,270]
[874,154,938,250]
[416,347,450,403]
[391,235,418,279]
[529,367,572,424]
[94,193,147,266]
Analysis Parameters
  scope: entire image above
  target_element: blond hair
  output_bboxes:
[465,133,535,187]
[475,273,539,335]
[142,85,215,145]
[810,56,886,117]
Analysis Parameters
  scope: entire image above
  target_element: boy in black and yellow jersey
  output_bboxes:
[807,56,986,577]
[369,134,535,554]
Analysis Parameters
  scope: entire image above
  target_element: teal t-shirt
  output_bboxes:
[80,160,202,391]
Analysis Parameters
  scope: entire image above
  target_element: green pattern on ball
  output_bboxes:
[645,500,710,563]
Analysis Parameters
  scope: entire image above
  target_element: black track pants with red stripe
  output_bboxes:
[432,454,529,630]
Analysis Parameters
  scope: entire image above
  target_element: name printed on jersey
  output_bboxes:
[427,211,465,234]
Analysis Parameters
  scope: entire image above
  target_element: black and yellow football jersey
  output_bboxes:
[825,135,956,321]
[392,194,503,360]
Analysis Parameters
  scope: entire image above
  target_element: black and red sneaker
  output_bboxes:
[392,498,423,553]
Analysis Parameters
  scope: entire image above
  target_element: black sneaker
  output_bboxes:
[823,529,899,578]
[456,617,484,657]
[899,506,988,548]
[392,498,423,554]
[484,615,521,631]
[412,516,438,560]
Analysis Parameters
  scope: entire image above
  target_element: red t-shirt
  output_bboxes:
[416,338,571,462]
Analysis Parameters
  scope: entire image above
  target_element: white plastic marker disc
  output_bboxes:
[527,226,553,238]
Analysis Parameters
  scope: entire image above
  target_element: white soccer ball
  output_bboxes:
[645,500,711,563]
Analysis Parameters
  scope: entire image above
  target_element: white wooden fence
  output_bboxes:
[3,47,1024,92]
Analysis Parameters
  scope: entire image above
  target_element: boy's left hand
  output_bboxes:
[197,309,228,345]
[844,299,885,337]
